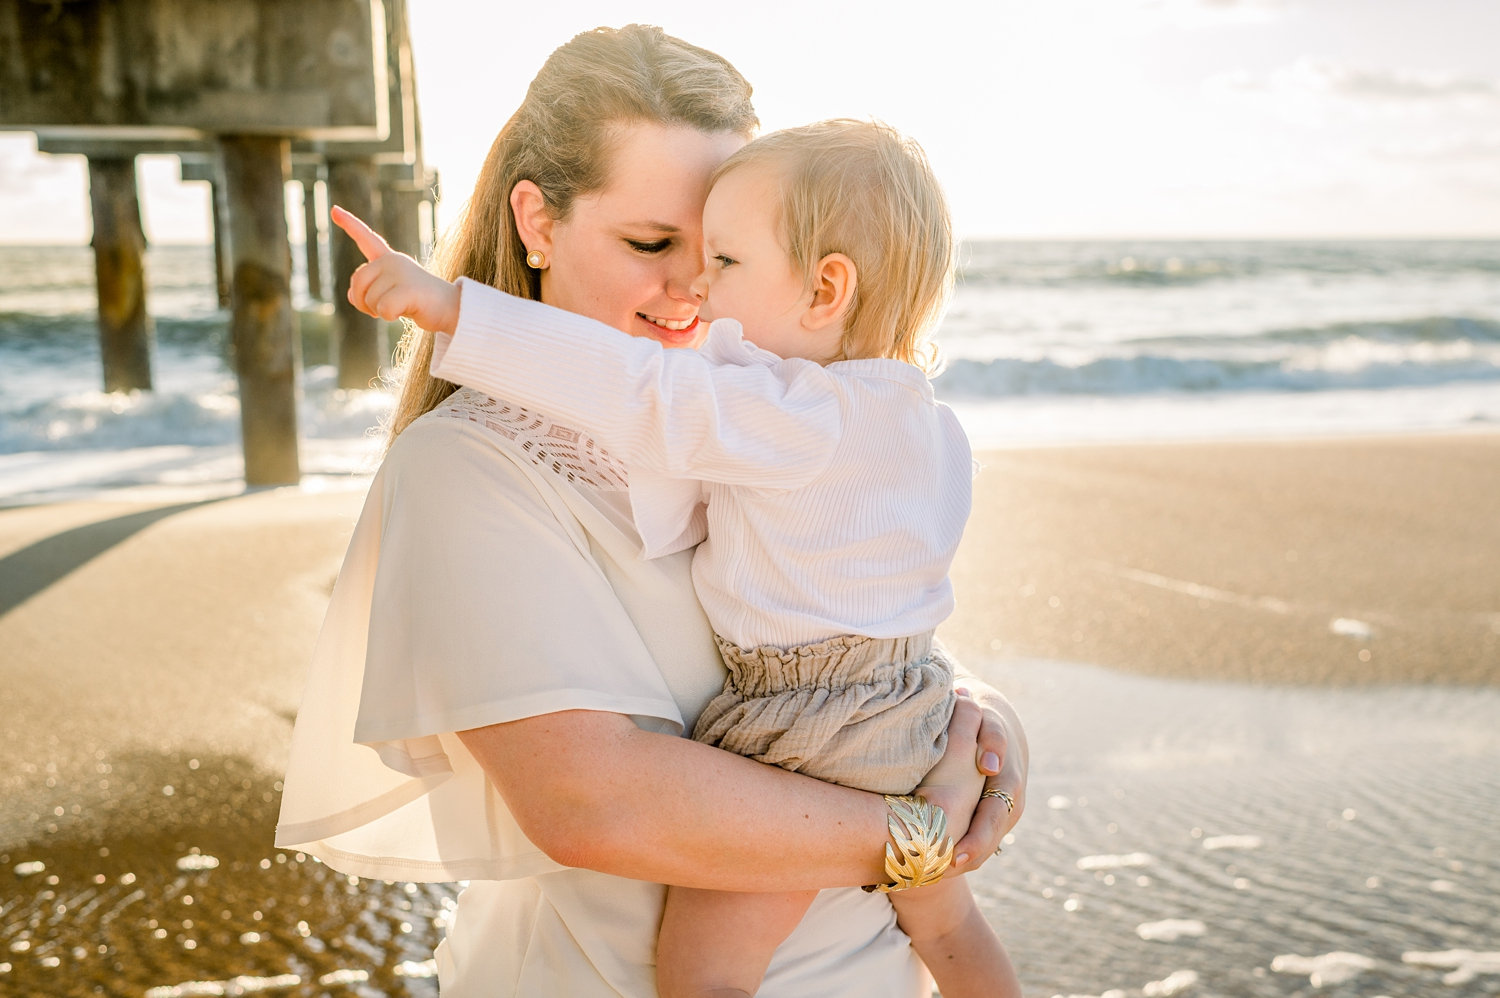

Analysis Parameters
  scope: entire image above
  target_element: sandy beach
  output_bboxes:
[946,432,1500,685]
[3,433,1497,997]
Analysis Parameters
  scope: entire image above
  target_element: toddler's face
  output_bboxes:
[692,166,837,363]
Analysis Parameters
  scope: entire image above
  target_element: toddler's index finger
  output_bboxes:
[331,205,391,262]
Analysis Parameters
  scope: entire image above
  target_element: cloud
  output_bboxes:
[1374,133,1500,162]
[1137,0,1288,24]
[1313,64,1499,102]
[0,134,85,195]
[1211,58,1500,106]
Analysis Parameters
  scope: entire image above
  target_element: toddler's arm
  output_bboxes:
[330,206,842,490]
[434,279,842,490]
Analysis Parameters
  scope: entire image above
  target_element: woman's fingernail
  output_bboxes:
[956,853,969,867]
[955,687,971,698]
[982,752,1000,772]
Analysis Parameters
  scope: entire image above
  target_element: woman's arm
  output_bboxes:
[457,696,987,892]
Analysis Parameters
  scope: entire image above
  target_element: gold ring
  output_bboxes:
[980,788,1015,813]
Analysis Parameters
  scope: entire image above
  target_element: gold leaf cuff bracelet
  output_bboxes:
[863,794,954,893]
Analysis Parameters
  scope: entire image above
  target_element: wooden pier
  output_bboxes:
[0,0,433,486]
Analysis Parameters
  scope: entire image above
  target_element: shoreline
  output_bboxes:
[945,388,1500,453]
[6,421,1498,509]
[971,420,1500,451]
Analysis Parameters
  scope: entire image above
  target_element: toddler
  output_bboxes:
[335,119,1020,998]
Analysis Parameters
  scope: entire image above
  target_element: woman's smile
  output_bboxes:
[637,311,702,345]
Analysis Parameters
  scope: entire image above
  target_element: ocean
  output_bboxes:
[2,239,1499,504]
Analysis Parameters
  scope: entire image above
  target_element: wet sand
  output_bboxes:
[965,658,1500,998]
[2,433,1497,996]
[0,489,445,996]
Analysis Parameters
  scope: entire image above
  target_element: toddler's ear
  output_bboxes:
[803,252,857,331]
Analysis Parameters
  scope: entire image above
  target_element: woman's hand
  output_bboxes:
[331,205,461,333]
[911,694,986,861]
[951,677,1029,873]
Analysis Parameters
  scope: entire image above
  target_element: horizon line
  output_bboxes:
[4,233,1500,249]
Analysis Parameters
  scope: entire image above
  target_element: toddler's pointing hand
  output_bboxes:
[332,205,460,334]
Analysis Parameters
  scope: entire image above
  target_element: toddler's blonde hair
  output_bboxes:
[712,119,954,372]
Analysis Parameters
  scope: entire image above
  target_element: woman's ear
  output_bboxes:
[803,252,857,331]
[510,180,554,259]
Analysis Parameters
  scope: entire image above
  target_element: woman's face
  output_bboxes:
[539,123,746,349]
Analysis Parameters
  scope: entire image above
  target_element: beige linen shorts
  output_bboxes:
[692,631,957,796]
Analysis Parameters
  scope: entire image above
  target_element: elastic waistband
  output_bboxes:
[713,631,940,698]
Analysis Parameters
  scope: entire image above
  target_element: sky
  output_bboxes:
[2,0,1499,243]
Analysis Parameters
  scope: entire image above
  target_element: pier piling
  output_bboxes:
[380,182,424,260]
[220,136,301,486]
[328,157,385,389]
[298,166,326,301]
[209,180,233,308]
[86,156,154,393]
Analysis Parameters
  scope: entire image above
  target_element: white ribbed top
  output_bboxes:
[432,278,973,649]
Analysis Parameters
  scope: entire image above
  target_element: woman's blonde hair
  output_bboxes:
[384,24,758,442]
[711,119,954,373]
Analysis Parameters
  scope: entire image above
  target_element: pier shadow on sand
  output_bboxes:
[0,498,230,617]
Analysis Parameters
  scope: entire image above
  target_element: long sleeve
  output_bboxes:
[431,279,841,490]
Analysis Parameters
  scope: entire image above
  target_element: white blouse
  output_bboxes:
[433,278,974,649]
[274,390,927,996]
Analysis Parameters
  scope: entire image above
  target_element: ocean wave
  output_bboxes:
[0,388,241,453]
[935,345,1500,398]
[0,311,230,348]
[0,367,394,455]
[959,254,1237,288]
[933,313,1500,397]
[956,240,1500,288]
[1130,315,1500,349]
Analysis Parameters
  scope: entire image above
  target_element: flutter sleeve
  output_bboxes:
[275,414,692,882]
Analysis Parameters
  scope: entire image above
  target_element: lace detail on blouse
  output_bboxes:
[431,387,630,492]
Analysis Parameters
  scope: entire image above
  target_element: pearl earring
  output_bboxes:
[526,250,546,269]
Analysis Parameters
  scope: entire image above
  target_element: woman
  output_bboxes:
[276,24,1028,996]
